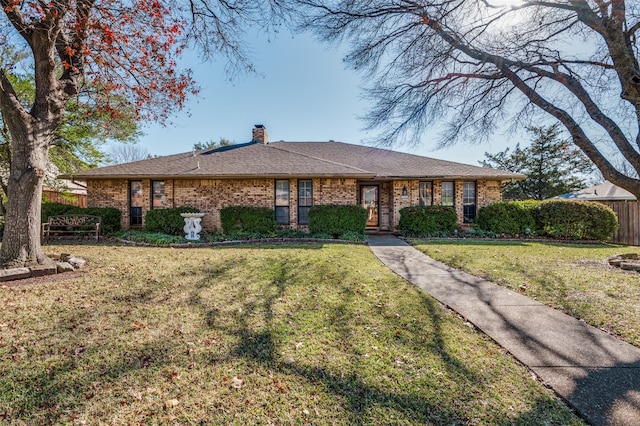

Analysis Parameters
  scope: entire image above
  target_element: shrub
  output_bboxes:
[114,230,188,245]
[537,200,618,240]
[475,201,538,235]
[220,206,276,235]
[41,202,77,222]
[144,206,200,235]
[399,206,435,236]
[84,207,122,234]
[308,204,367,238]
[339,231,368,242]
[398,205,457,237]
[427,206,458,232]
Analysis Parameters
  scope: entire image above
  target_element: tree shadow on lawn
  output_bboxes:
[190,254,577,424]
[0,250,579,424]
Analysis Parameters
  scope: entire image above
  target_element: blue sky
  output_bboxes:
[134,31,527,165]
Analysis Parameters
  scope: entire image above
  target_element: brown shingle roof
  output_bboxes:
[63,141,525,181]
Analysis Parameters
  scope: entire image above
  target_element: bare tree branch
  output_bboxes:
[296,0,640,198]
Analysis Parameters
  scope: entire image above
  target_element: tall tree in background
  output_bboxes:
[193,137,234,151]
[0,1,284,267]
[481,125,596,200]
[297,1,640,201]
[106,144,150,165]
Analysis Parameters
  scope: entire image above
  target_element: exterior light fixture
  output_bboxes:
[401,185,408,198]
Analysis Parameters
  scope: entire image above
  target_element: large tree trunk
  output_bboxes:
[0,124,52,268]
[0,24,69,269]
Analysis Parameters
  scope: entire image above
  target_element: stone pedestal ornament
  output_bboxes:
[181,213,205,241]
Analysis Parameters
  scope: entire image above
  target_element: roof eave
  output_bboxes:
[374,174,526,181]
[63,173,378,180]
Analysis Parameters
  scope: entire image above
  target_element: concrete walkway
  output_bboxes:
[368,234,640,426]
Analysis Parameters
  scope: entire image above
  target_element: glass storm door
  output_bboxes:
[361,185,379,227]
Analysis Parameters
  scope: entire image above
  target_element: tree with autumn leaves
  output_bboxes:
[0,1,282,267]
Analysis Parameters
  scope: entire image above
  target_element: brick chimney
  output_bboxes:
[252,124,268,145]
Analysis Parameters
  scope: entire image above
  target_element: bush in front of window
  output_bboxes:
[308,204,367,238]
[537,200,618,240]
[144,206,200,235]
[475,201,538,236]
[41,202,122,234]
[220,206,276,235]
[398,205,457,237]
[84,207,122,233]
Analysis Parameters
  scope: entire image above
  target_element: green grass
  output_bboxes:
[0,244,582,425]
[412,240,640,347]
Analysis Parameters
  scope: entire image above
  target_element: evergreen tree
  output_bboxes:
[481,125,596,200]
[193,138,234,151]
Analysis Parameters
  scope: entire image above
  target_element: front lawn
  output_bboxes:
[412,240,640,348]
[0,243,582,424]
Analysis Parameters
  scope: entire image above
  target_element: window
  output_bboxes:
[275,180,290,225]
[129,180,143,226]
[419,181,433,206]
[298,180,313,225]
[463,181,477,223]
[441,181,455,206]
[152,180,166,209]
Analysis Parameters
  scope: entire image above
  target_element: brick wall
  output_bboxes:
[172,179,274,230]
[390,179,504,229]
[379,182,392,231]
[88,177,504,232]
[88,177,359,231]
[86,179,130,229]
[314,178,358,205]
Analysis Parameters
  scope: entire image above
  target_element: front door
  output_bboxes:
[361,185,379,227]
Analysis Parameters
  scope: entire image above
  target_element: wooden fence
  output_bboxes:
[600,200,640,246]
[42,190,88,208]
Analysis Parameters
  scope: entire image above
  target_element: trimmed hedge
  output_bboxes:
[475,200,618,240]
[41,202,122,234]
[308,204,367,238]
[537,200,618,240]
[84,207,122,234]
[41,202,77,220]
[144,206,200,235]
[399,205,457,237]
[475,201,537,235]
[220,206,276,234]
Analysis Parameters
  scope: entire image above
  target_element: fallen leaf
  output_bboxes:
[164,399,180,408]
[131,321,147,330]
[231,376,243,389]
[295,342,303,350]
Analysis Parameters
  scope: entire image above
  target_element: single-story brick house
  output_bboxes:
[62,125,524,232]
